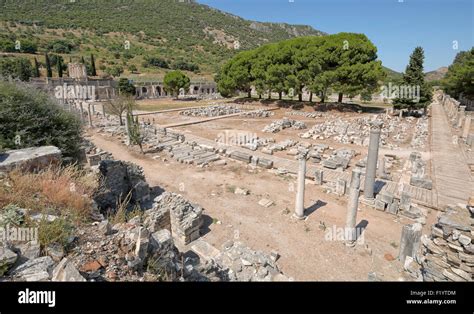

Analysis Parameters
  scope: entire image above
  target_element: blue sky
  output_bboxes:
[197,0,474,72]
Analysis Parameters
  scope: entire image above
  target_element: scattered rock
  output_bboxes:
[52,258,86,282]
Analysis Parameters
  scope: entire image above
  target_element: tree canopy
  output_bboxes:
[442,48,474,100]
[215,33,384,102]
[118,78,136,96]
[163,70,190,99]
[393,47,432,111]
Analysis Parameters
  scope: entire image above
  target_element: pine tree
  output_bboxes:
[57,57,63,77]
[45,53,52,77]
[33,57,40,77]
[90,54,97,76]
[393,47,432,112]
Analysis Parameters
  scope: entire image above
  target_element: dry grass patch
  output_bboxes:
[0,164,98,223]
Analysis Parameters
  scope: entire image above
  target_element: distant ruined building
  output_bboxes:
[67,63,88,79]
[30,63,218,101]
[135,80,217,99]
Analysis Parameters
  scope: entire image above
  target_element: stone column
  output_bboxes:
[102,104,106,116]
[87,103,93,127]
[124,113,131,146]
[345,168,362,247]
[294,150,308,219]
[78,101,85,123]
[398,223,422,263]
[462,114,472,139]
[457,106,466,128]
[363,121,383,199]
[314,169,323,185]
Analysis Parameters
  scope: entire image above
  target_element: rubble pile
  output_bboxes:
[212,241,288,281]
[285,111,325,118]
[262,118,307,133]
[268,139,298,151]
[81,138,113,166]
[410,117,429,149]
[299,115,418,149]
[240,110,274,118]
[180,105,242,117]
[321,148,356,170]
[407,204,473,281]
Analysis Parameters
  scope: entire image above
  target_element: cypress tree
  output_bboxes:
[57,57,63,77]
[45,53,52,77]
[33,57,40,77]
[90,53,97,76]
[393,47,432,111]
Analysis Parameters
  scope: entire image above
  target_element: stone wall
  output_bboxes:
[405,204,473,281]
[152,192,202,246]
[92,160,151,212]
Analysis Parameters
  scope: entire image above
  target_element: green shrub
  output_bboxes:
[0,57,32,81]
[0,80,82,157]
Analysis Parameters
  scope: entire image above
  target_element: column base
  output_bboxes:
[360,196,375,206]
[292,213,306,220]
[345,240,356,247]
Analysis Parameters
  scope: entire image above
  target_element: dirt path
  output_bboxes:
[89,132,413,281]
[430,100,473,206]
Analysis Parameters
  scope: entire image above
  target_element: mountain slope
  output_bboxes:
[425,67,448,81]
[382,66,402,82]
[0,0,324,77]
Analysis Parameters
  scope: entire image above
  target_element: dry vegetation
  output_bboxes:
[0,165,97,221]
[0,165,98,250]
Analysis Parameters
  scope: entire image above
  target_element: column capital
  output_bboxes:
[296,148,309,160]
[369,120,383,131]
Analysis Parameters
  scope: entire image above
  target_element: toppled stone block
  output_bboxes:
[11,256,55,281]
[410,176,433,190]
[45,243,65,263]
[258,198,274,208]
[0,247,18,275]
[314,169,323,185]
[375,200,386,211]
[263,118,306,133]
[379,191,394,204]
[191,239,221,262]
[229,151,252,163]
[150,229,173,254]
[387,200,399,215]
[257,158,273,169]
[13,242,40,261]
[0,146,61,172]
[234,187,249,195]
[52,258,86,282]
